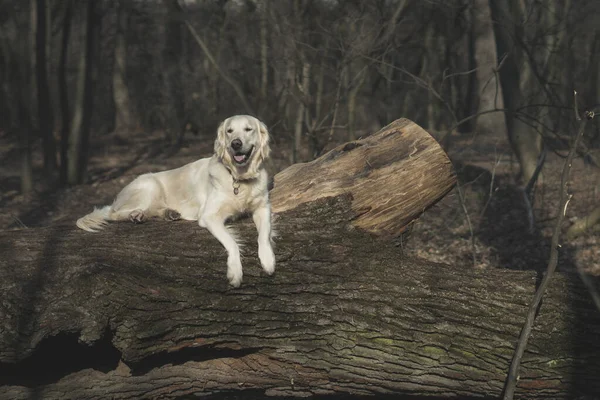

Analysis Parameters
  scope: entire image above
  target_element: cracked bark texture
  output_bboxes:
[1,119,598,399]
[271,118,456,236]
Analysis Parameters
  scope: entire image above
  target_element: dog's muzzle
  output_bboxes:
[231,143,254,166]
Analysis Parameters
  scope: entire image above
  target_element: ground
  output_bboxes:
[1,122,599,281]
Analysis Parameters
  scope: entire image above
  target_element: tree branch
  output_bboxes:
[176,1,254,115]
[502,91,591,400]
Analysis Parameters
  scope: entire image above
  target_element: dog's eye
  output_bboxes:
[226,128,233,134]
[244,127,252,132]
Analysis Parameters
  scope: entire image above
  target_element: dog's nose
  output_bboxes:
[231,139,242,151]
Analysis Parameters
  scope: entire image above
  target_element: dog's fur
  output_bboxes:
[76,115,275,287]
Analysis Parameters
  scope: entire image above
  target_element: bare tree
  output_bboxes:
[293,58,310,163]
[0,5,34,193]
[112,0,135,135]
[33,0,56,178]
[20,0,36,193]
[58,0,72,185]
[471,0,506,138]
[258,0,269,105]
[67,0,96,185]
[489,0,564,183]
[347,63,368,140]
[0,28,14,131]
[592,31,600,145]
[162,0,185,145]
[289,0,312,163]
[179,1,253,116]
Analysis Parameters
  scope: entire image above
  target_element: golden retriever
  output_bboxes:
[76,115,275,287]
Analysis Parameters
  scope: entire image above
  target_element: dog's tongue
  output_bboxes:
[234,154,245,163]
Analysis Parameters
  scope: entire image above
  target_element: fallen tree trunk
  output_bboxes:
[271,118,456,235]
[0,119,598,399]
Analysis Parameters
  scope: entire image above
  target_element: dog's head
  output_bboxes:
[215,115,271,178]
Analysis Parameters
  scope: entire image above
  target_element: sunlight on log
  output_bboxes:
[271,118,456,236]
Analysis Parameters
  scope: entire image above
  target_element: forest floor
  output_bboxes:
[1,121,599,281]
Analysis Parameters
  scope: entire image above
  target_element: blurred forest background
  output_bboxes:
[0,0,599,273]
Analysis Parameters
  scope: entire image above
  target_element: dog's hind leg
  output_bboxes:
[162,209,181,221]
[109,174,167,223]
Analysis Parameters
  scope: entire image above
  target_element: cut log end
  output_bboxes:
[271,118,456,237]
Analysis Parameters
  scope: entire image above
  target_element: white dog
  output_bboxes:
[76,115,275,287]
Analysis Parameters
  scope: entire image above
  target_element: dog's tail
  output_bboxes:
[76,205,112,232]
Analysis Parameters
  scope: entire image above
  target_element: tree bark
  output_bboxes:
[272,119,455,236]
[1,201,598,399]
[1,120,598,399]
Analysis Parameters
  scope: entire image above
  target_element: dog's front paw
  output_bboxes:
[227,258,243,288]
[259,246,275,275]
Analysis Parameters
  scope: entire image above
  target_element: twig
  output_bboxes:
[441,102,582,146]
[442,108,509,143]
[502,91,590,400]
[456,183,476,267]
[523,143,547,196]
[479,152,501,220]
[176,1,254,115]
[522,144,547,234]
[572,109,600,311]
[493,53,508,110]
[566,205,600,240]
[11,214,28,229]
[325,68,344,152]
[577,265,600,311]
[361,55,460,130]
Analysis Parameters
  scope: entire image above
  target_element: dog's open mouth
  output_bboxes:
[232,146,254,166]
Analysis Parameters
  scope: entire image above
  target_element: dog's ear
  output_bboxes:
[214,118,229,160]
[256,119,271,162]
